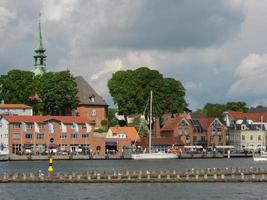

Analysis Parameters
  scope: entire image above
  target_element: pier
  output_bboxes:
[1,167,267,183]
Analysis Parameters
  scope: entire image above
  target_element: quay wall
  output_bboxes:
[1,168,267,183]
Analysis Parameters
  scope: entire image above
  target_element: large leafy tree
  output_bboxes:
[0,70,36,104]
[108,67,187,120]
[39,70,79,115]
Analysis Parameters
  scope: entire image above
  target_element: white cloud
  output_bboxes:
[0,6,16,28]
[228,53,267,98]
[91,58,123,81]
[42,0,77,21]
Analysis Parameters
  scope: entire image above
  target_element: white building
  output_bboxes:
[224,111,267,152]
[0,117,9,153]
[0,104,33,116]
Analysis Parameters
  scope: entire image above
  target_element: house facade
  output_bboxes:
[224,111,267,151]
[0,116,136,156]
[75,76,108,128]
[160,114,227,148]
[0,104,33,116]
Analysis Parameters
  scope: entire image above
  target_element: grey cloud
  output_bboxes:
[87,0,245,50]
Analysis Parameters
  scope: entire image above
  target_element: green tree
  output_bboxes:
[108,108,118,127]
[225,101,248,112]
[202,103,226,120]
[0,69,36,104]
[108,67,187,120]
[39,70,79,115]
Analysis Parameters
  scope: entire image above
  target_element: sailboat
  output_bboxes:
[131,91,177,160]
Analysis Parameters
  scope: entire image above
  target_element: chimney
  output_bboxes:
[153,117,161,138]
[1,100,4,104]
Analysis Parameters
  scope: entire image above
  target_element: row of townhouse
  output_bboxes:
[139,113,227,153]
[223,111,267,151]
[0,115,139,156]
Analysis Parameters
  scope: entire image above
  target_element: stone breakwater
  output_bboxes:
[1,168,267,183]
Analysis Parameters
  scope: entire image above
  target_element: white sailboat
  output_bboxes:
[253,151,267,161]
[131,91,177,160]
[0,144,9,161]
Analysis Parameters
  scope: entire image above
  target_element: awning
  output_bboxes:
[215,145,235,149]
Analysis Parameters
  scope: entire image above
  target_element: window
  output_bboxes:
[13,123,21,129]
[60,133,67,139]
[82,124,87,129]
[59,144,67,151]
[25,133,32,139]
[12,144,21,154]
[82,134,89,138]
[13,133,20,139]
[185,128,190,136]
[71,134,78,139]
[242,135,245,141]
[38,123,44,129]
[36,133,44,140]
[91,109,96,117]
[26,124,33,129]
[258,135,262,141]
[250,135,253,141]
[178,128,182,136]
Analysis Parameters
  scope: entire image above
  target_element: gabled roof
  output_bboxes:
[161,117,184,131]
[110,126,140,141]
[196,117,216,131]
[0,104,32,109]
[75,76,108,106]
[3,115,92,124]
[227,111,266,122]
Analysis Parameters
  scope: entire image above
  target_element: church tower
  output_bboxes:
[31,14,47,76]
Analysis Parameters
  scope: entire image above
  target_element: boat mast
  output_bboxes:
[149,90,152,153]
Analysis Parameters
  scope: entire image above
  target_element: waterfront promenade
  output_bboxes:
[1,167,267,183]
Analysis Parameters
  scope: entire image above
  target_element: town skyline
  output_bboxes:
[0,1,267,110]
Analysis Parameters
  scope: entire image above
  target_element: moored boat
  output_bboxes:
[253,151,267,161]
[0,150,9,161]
[131,152,177,160]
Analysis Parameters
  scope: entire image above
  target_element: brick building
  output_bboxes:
[75,76,108,128]
[0,115,133,156]
[160,114,227,148]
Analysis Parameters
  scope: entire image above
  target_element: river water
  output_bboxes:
[0,158,267,200]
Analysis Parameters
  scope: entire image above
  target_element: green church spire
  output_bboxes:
[32,13,47,76]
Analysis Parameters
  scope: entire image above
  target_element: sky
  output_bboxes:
[0,0,267,110]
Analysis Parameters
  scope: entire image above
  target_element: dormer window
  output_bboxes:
[89,95,95,102]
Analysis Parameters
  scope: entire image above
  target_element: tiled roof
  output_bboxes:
[0,104,32,109]
[3,115,92,124]
[228,111,267,122]
[75,76,108,106]
[197,117,216,131]
[110,126,140,141]
[161,117,183,131]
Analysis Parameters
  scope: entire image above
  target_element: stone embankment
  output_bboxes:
[1,168,267,183]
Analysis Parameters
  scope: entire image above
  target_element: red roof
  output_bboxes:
[0,104,32,109]
[197,117,216,131]
[110,126,140,141]
[228,111,267,122]
[161,117,183,131]
[3,115,92,124]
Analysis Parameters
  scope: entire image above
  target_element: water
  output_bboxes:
[0,158,267,200]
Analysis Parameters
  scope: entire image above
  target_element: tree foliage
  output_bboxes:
[128,115,149,137]
[0,69,79,115]
[199,101,249,120]
[108,67,187,119]
[39,70,79,115]
[0,70,36,104]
